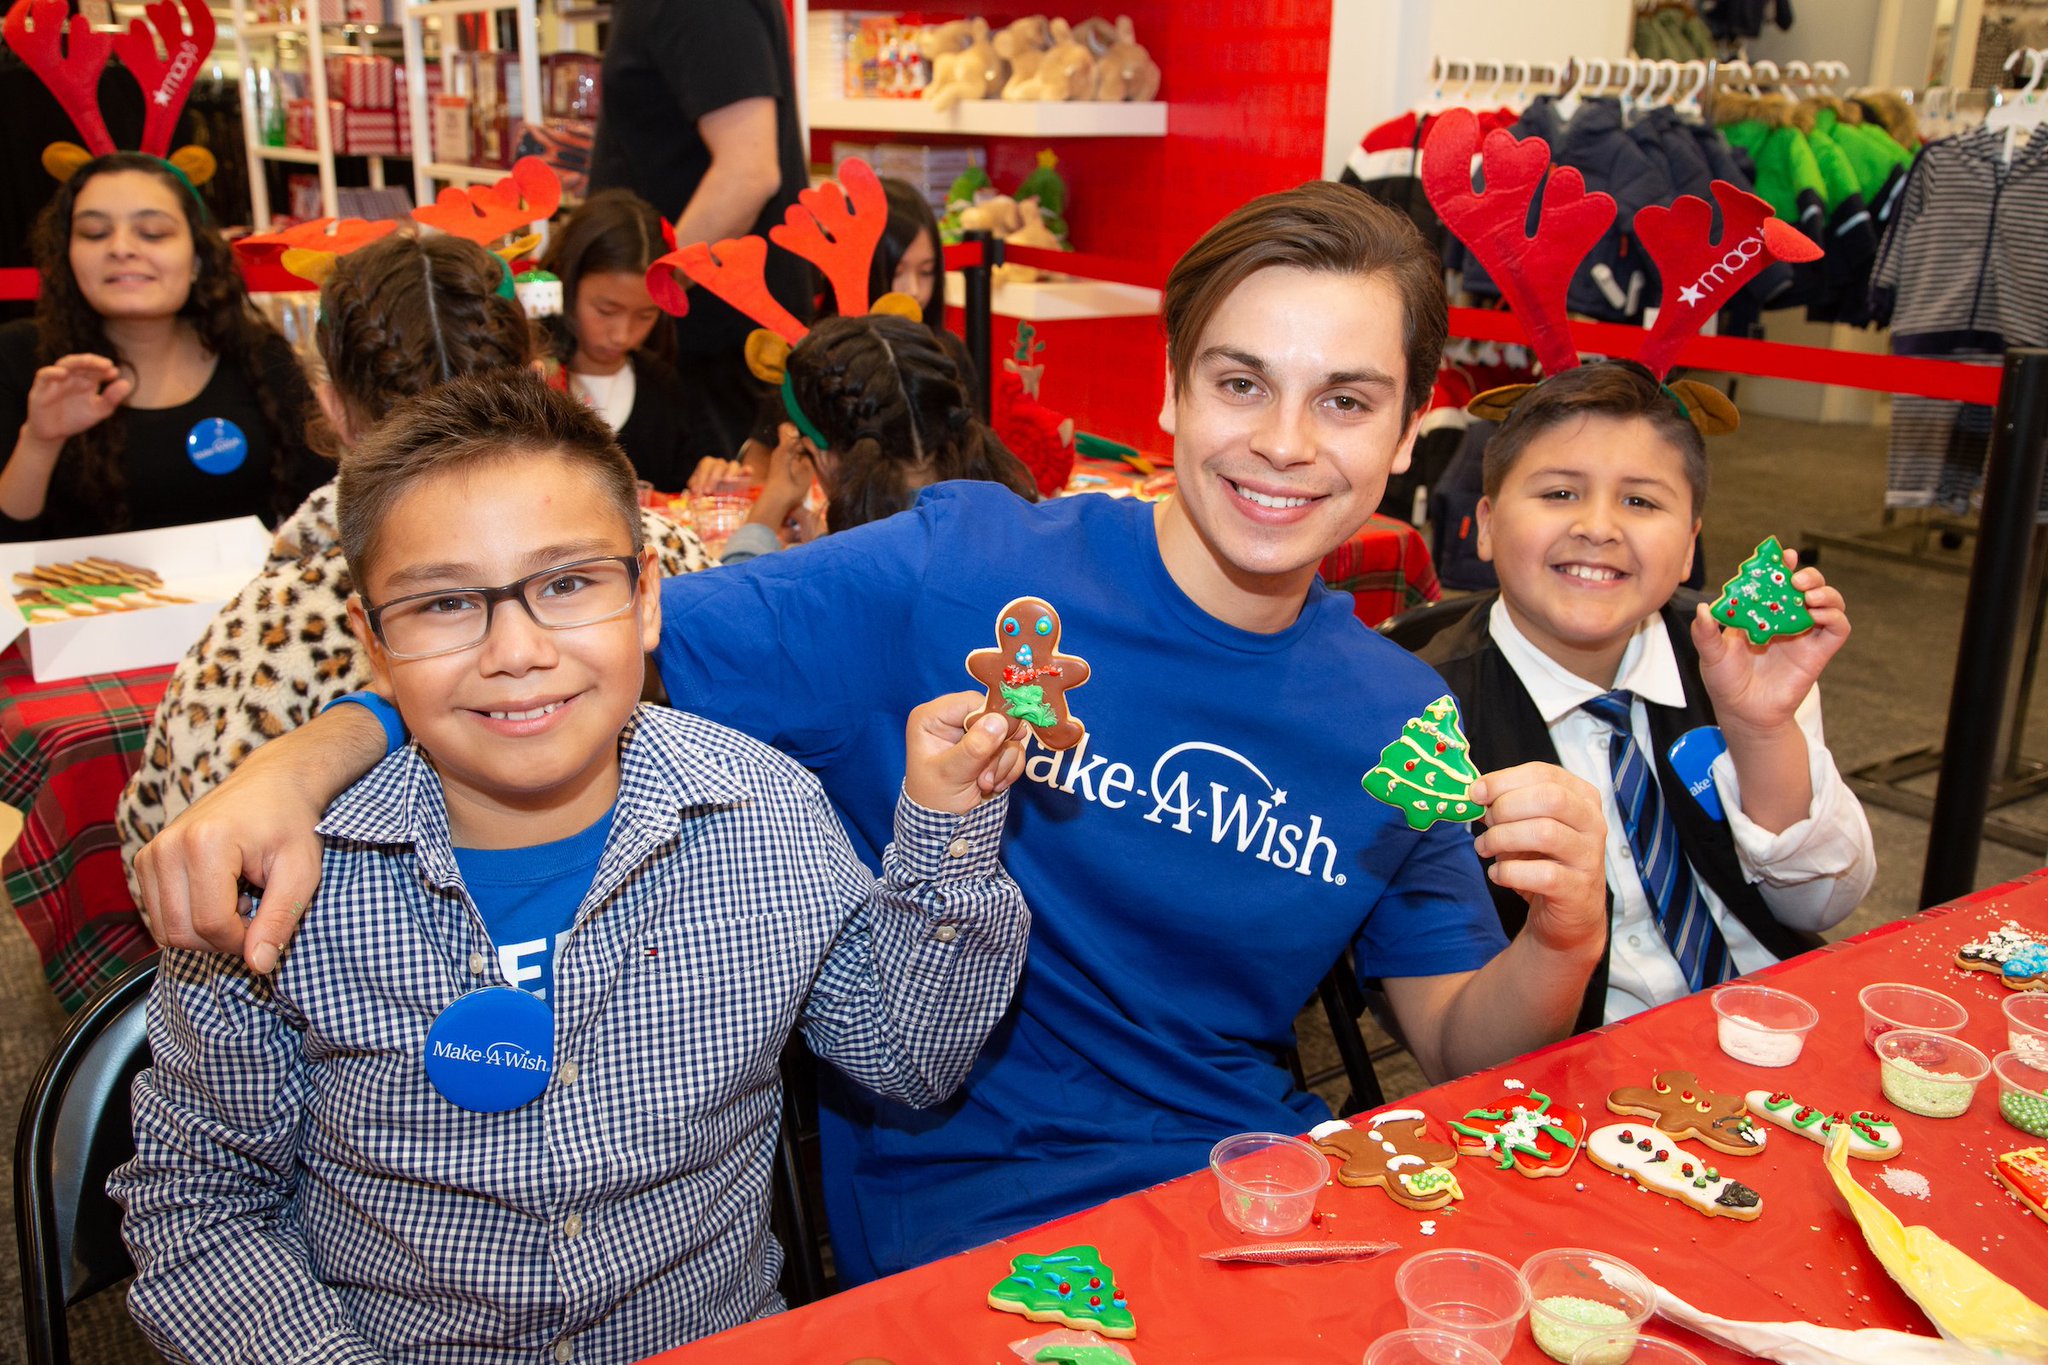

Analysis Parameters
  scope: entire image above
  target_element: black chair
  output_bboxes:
[768,1041,832,1307]
[16,958,156,1365]
[1376,596,1482,653]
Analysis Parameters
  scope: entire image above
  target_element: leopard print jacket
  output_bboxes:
[116,482,713,891]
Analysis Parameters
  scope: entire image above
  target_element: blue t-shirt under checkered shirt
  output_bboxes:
[654,480,1510,1285]
[452,808,614,1002]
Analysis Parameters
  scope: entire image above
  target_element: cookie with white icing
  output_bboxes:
[1313,1108,1464,1211]
[1745,1091,1902,1161]
[1957,920,2045,976]
[1585,1123,1763,1221]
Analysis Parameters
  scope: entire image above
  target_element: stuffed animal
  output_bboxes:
[1009,18,1096,101]
[1071,16,1121,57]
[994,324,1075,495]
[993,16,1055,100]
[1093,16,1160,101]
[995,196,1065,284]
[958,192,1024,238]
[927,18,1008,112]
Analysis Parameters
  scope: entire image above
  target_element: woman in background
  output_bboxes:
[0,153,322,539]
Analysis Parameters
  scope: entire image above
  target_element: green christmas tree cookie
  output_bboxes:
[1362,694,1484,830]
[987,1245,1135,1339]
[1710,536,1814,645]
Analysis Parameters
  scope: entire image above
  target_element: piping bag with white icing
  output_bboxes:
[1645,1128,2048,1363]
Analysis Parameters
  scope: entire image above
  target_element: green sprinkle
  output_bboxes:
[1881,1056,1975,1118]
[2003,1089,2048,1137]
[1532,1296,1634,1364]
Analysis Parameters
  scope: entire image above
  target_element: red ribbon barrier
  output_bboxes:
[0,268,37,302]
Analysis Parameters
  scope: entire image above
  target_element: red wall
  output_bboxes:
[809,0,1336,452]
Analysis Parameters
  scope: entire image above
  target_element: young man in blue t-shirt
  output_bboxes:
[135,185,1610,1283]
[112,373,1031,1360]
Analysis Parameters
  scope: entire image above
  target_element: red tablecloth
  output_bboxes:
[1060,457,1442,627]
[643,873,2048,1364]
[0,646,170,1010]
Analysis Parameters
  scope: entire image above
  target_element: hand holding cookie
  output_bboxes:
[1693,545,1850,736]
[904,690,1028,813]
[1469,762,1606,955]
[25,352,131,445]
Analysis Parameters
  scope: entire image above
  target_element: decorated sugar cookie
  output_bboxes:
[1996,1146,2048,1226]
[1958,921,2048,980]
[1608,1070,1765,1156]
[1450,1090,1586,1177]
[1710,537,1814,645]
[1586,1123,1763,1220]
[2006,945,2048,992]
[1314,1108,1464,1210]
[1362,695,1484,830]
[1745,1091,1901,1161]
[987,1246,1135,1338]
[966,596,1091,751]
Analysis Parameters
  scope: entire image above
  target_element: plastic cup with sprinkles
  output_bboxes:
[2006,993,2048,1064]
[1858,982,1968,1053]
[1875,1029,1991,1118]
[1994,1050,2048,1137]
[1363,1327,1503,1365]
[1519,1248,1654,1365]
[1711,984,1818,1067]
[1573,1334,1706,1365]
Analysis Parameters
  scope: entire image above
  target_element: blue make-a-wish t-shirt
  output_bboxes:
[452,808,615,1001]
[655,481,1507,1283]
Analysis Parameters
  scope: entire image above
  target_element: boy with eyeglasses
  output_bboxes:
[109,371,1032,1363]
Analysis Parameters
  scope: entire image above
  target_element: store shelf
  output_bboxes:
[420,160,514,185]
[944,275,1161,321]
[809,98,1165,138]
[405,0,525,16]
[255,144,324,164]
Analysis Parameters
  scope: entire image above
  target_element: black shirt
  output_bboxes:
[0,318,327,541]
[588,0,812,366]
[615,351,712,492]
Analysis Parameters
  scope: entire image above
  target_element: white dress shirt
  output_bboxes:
[570,360,637,433]
[1487,599,1876,1023]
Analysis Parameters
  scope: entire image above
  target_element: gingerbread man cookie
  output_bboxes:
[966,596,1091,751]
[1607,1071,1765,1156]
[1313,1107,1464,1210]
[1586,1123,1763,1221]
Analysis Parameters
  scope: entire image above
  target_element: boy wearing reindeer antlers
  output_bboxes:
[1415,110,1875,1032]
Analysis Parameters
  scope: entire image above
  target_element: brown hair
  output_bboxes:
[1162,180,1448,418]
[537,187,676,367]
[29,153,303,528]
[1481,362,1709,513]
[338,370,642,589]
[314,233,535,453]
[785,312,1038,530]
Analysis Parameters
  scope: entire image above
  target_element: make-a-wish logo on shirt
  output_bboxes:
[1021,733,1349,886]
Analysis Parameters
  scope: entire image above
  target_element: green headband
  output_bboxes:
[780,371,829,452]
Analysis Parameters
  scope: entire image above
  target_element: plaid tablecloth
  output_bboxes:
[0,646,170,1011]
[1060,458,1441,627]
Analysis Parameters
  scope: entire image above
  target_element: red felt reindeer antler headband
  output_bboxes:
[1420,106,1822,435]
[5,0,218,186]
[641,156,923,384]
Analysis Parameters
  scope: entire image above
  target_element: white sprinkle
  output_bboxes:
[1503,1079,1526,1090]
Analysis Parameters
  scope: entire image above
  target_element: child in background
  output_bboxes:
[116,232,711,879]
[538,188,707,490]
[716,312,1036,565]
[112,371,1032,1361]
[1421,362,1876,1031]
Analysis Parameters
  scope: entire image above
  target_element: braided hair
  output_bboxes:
[28,153,303,529]
[785,313,1036,530]
[312,234,535,453]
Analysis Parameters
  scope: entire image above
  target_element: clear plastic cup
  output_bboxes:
[1520,1248,1655,1365]
[1875,1029,1991,1118]
[1395,1249,1530,1358]
[1711,984,1819,1067]
[2006,993,2048,1064]
[1364,1328,1504,1365]
[1859,982,1968,1052]
[1994,1049,2048,1137]
[688,493,754,560]
[1572,1333,1707,1365]
[1209,1132,1324,1236]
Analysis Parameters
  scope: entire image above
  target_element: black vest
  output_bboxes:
[1420,592,1824,1035]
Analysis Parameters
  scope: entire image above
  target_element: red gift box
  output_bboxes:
[325,54,396,110]
[340,108,409,156]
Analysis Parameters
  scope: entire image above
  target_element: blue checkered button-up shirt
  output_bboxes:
[111,705,1027,1364]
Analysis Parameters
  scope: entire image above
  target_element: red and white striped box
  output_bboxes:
[340,108,409,156]
[325,54,396,110]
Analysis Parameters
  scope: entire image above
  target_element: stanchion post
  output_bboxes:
[961,229,999,418]
[1921,348,2048,906]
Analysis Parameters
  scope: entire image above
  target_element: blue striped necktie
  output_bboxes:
[1580,689,1731,991]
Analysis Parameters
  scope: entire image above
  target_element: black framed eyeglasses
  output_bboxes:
[363,555,642,661]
